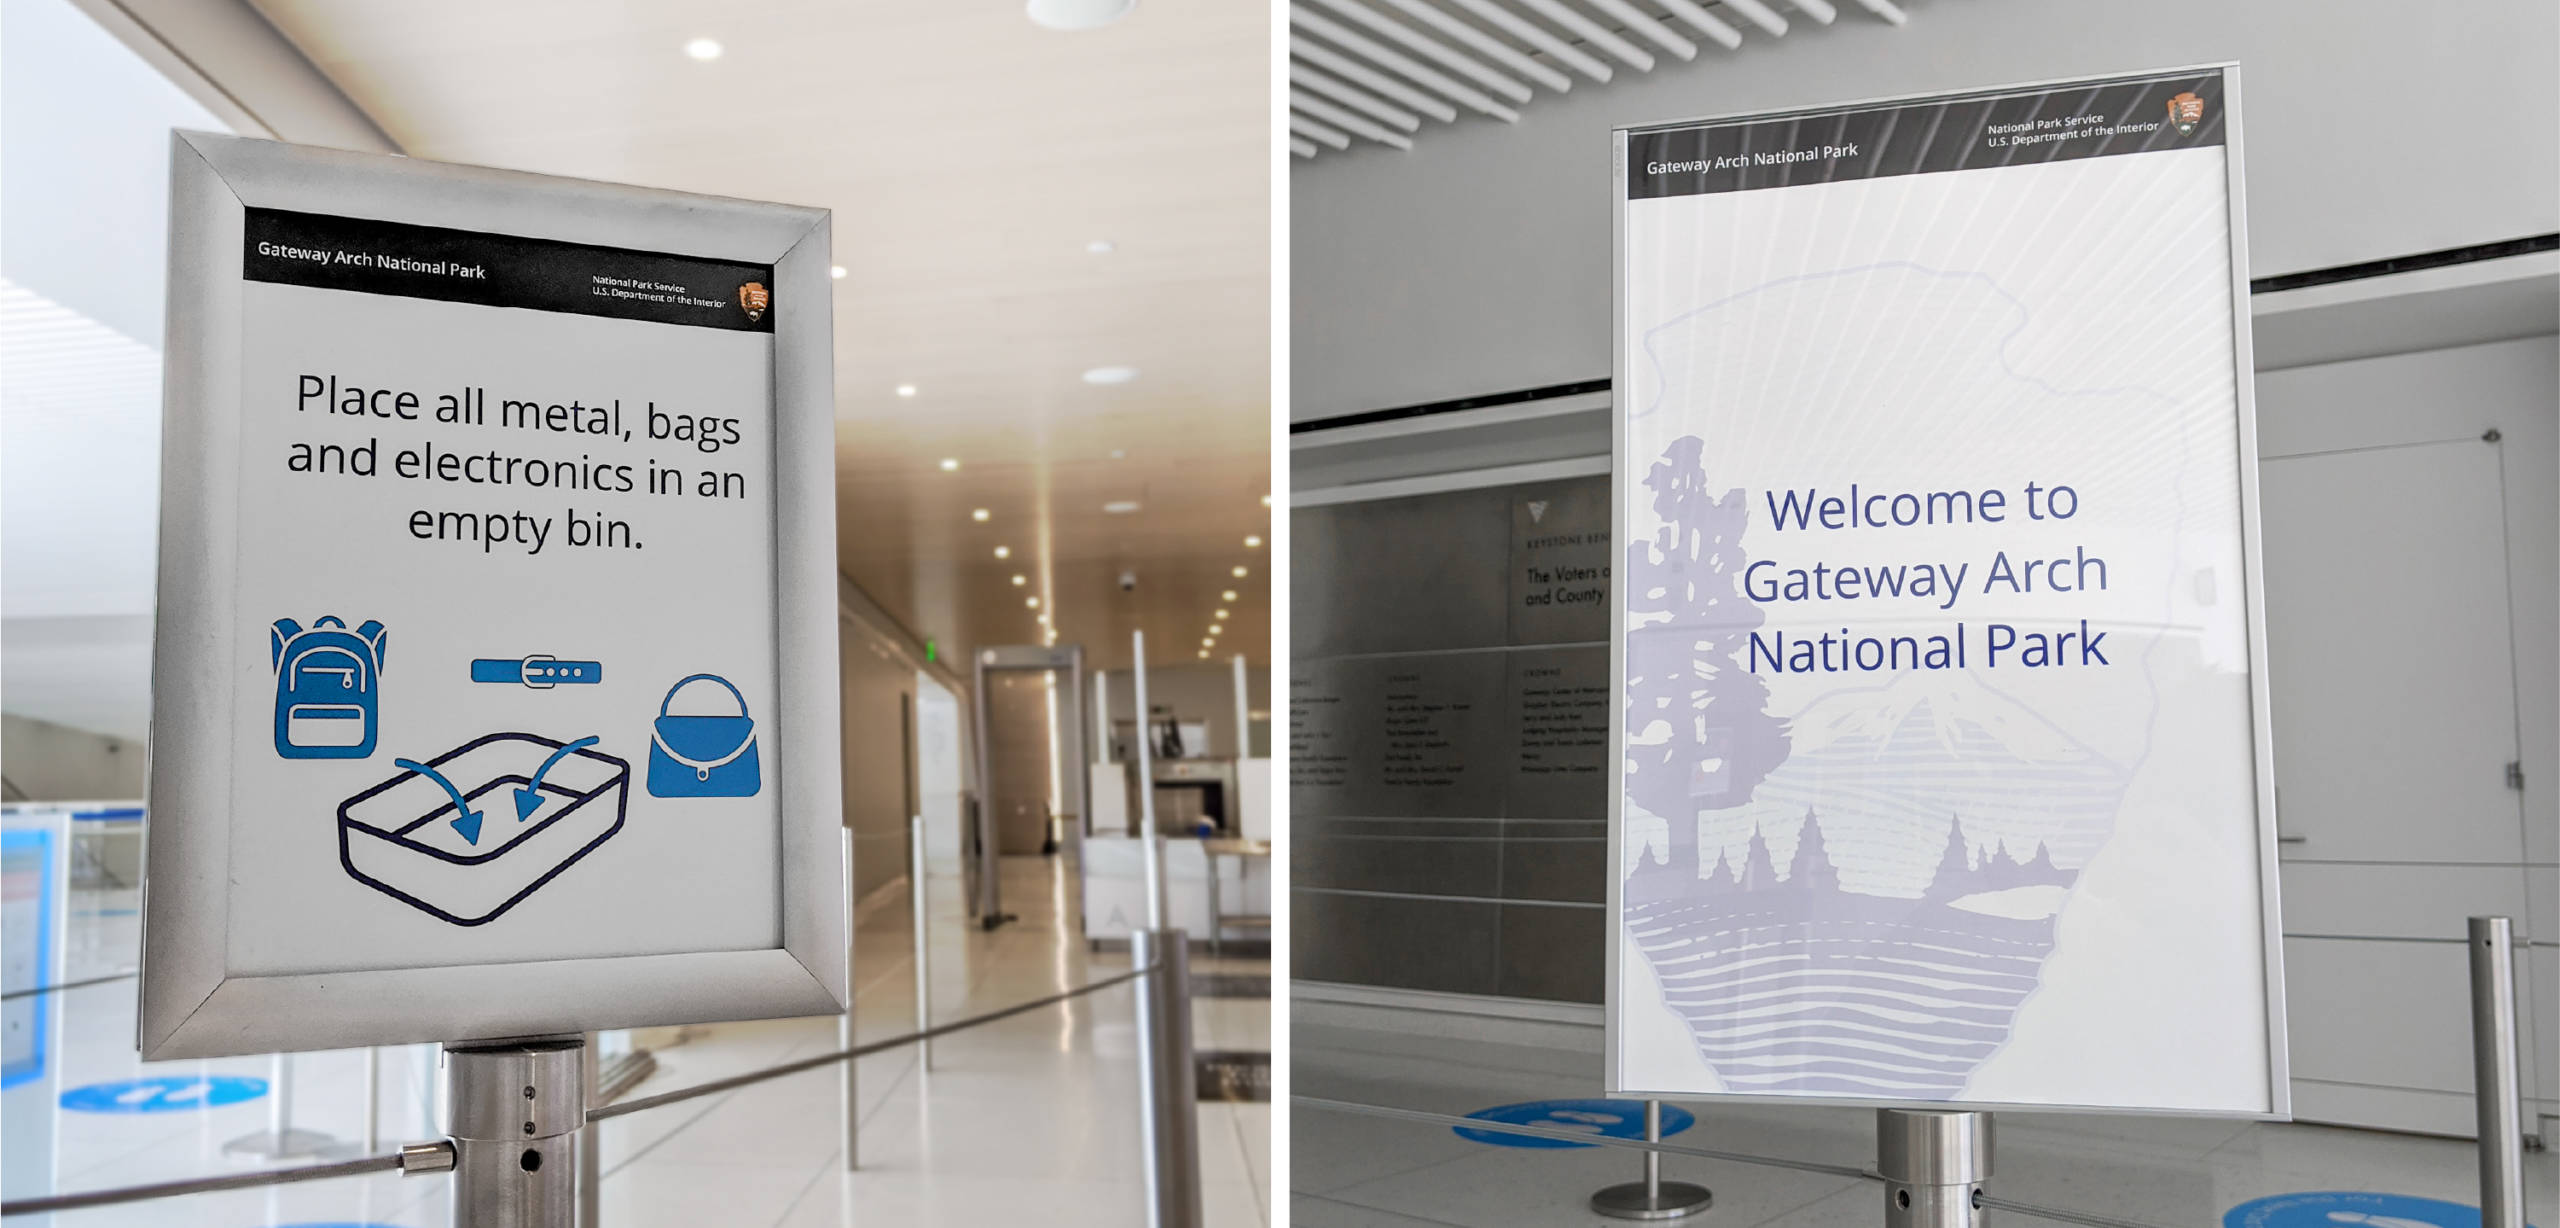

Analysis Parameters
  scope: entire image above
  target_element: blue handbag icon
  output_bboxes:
[647,674,761,798]
[271,617,386,759]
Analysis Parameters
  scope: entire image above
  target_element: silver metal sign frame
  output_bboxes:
[141,131,847,1059]
[1605,65,2290,1116]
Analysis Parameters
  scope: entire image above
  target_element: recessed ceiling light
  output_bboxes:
[938,457,957,471]
[1244,535,1262,548]
[899,385,919,398]
[1109,448,1127,460]
[994,546,1011,559]
[1086,239,1116,255]
[1103,500,1141,514]
[684,37,723,61]
[1011,574,1027,586]
[1197,649,1209,659]
[971,508,990,522]
[1201,637,1214,648]
[1231,566,1247,577]
[1026,0,1135,31]
[1081,365,1138,386]
[1027,597,1041,609]
[1261,494,1271,506]
[1215,609,1228,619]
[1038,614,1051,625]
[1220,589,1237,601]
[830,265,847,279]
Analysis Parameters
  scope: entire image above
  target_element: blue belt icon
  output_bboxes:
[471,655,602,689]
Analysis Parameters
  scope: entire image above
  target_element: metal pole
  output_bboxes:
[1229,653,1250,762]
[1133,630,1166,931]
[1590,1099,1711,1219]
[2469,915,2525,1228]
[911,814,933,1071]
[444,1037,583,1228]
[577,1034,600,1228]
[362,1048,380,1155]
[1131,927,1202,1228]
[1876,1109,1990,1228]
[841,826,859,1172]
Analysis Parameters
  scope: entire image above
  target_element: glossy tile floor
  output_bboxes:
[1291,1027,2557,1228]
[4,854,1269,1226]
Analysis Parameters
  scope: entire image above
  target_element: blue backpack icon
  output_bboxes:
[647,674,760,798]
[271,617,386,759]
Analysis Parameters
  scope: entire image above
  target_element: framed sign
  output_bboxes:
[141,132,845,1059]
[1607,67,2287,1113]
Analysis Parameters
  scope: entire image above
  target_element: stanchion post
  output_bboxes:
[841,827,858,1173]
[577,1034,601,1228]
[1591,1099,1711,1219]
[1133,630,1166,931]
[1132,927,1202,1228]
[1877,1109,1989,1228]
[2469,915,2525,1228]
[363,1047,380,1155]
[444,1037,584,1228]
[912,814,932,1071]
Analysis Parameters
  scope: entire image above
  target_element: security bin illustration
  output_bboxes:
[337,733,629,926]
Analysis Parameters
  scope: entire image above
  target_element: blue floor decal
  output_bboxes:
[1454,1099,1696,1149]
[2226,1191,2537,1228]
[60,1074,268,1113]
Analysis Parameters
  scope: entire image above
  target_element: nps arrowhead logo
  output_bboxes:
[2166,91,2206,136]
[737,281,770,322]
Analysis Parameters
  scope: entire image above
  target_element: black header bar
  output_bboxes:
[1626,68,2227,201]
[242,208,777,333]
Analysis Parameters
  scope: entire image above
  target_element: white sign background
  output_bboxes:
[227,284,780,975]
[1611,73,2283,1113]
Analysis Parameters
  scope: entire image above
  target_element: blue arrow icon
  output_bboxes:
[395,756,484,845]
[514,736,599,820]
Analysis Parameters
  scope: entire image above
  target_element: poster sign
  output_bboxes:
[142,133,845,1058]
[1608,67,2286,1112]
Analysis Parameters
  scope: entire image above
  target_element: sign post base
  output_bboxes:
[1591,1100,1710,1221]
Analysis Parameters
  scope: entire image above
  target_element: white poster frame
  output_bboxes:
[141,131,847,1059]
[1604,66,2289,1115]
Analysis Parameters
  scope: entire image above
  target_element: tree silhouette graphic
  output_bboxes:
[1623,436,1791,904]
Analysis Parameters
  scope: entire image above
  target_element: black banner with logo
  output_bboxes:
[1627,68,2227,201]
[242,208,776,333]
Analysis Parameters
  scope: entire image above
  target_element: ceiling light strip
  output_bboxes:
[1291,113,1354,150]
[1291,7,1522,121]
[1581,0,1701,58]
[1310,0,1534,102]
[1853,0,1908,24]
[1441,0,1612,83]
[1292,63,1424,130]
[1293,92,1415,150]
[1718,0,1793,36]
[1785,0,1839,23]
[1511,0,1654,71]
[1651,0,1746,49]
[1376,0,1573,93]
[1293,39,1461,123]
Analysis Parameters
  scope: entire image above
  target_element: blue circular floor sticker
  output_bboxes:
[60,1075,268,1113]
[1454,1099,1695,1149]
[2226,1192,2534,1228]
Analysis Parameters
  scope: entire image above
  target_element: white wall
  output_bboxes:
[1291,0,2560,420]
[0,713,145,802]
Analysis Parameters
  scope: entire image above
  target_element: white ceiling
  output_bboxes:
[1288,0,1905,157]
[250,0,1273,674]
